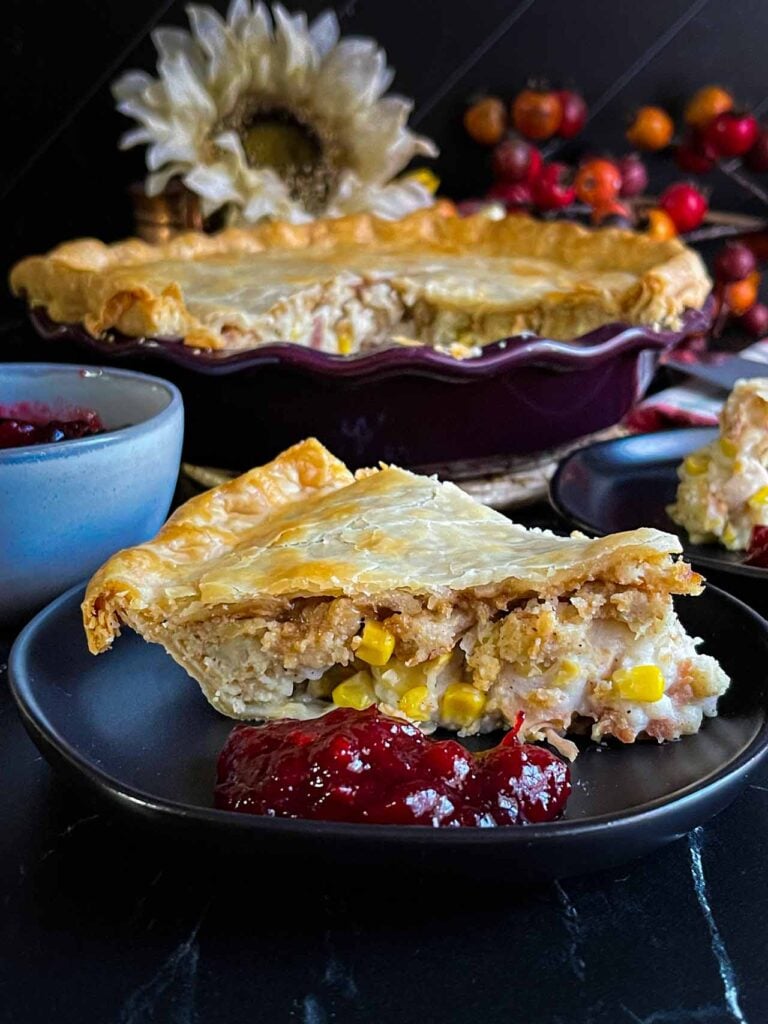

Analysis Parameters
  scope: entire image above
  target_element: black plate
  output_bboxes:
[550,427,768,580]
[9,583,768,880]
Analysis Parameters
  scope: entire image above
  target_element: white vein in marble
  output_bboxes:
[688,827,747,1024]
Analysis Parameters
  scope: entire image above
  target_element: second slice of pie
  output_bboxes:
[83,439,729,754]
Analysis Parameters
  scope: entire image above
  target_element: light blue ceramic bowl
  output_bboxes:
[0,364,183,626]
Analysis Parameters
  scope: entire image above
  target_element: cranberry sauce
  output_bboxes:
[0,404,103,449]
[215,707,571,827]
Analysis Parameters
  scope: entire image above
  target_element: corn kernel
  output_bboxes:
[722,523,738,547]
[356,621,396,667]
[719,437,738,458]
[337,331,353,355]
[748,485,768,509]
[440,683,486,727]
[405,168,440,194]
[554,659,580,687]
[398,685,432,722]
[684,453,710,476]
[611,665,665,702]
[332,671,376,710]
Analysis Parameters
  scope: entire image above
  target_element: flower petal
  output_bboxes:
[271,4,316,92]
[146,163,187,196]
[328,174,434,219]
[183,162,244,215]
[226,0,250,34]
[160,52,217,120]
[146,135,201,171]
[112,70,155,103]
[152,26,206,80]
[309,9,339,59]
[315,38,393,115]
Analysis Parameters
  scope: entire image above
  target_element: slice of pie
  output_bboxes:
[668,377,768,549]
[83,438,729,755]
[11,207,710,357]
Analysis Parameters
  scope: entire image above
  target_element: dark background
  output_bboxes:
[5,0,768,325]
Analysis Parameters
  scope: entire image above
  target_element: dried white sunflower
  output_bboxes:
[113,1,438,223]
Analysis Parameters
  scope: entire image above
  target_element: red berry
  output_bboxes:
[531,162,576,210]
[704,111,759,157]
[737,302,768,337]
[556,90,588,138]
[492,138,542,183]
[675,130,717,173]
[616,153,648,197]
[745,129,768,172]
[486,180,533,208]
[713,242,757,283]
[658,182,708,232]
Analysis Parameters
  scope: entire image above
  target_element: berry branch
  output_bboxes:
[462,82,768,336]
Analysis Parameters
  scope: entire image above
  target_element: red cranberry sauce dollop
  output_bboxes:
[215,707,571,827]
[0,408,103,449]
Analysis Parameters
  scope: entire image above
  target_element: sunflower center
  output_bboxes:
[237,108,339,215]
[242,118,321,176]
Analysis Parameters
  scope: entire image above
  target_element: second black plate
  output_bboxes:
[550,427,768,579]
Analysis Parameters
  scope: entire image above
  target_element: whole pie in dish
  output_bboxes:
[12,207,710,358]
[83,438,729,755]
[668,377,768,550]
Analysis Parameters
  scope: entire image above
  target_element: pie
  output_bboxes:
[668,377,768,549]
[11,207,710,358]
[83,438,729,754]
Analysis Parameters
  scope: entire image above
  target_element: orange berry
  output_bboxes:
[463,97,506,146]
[647,208,678,240]
[627,106,675,151]
[512,88,563,141]
[725,271,761,315]
[591,199,632,227]
[574,159,622,206]
[685,85,734,128]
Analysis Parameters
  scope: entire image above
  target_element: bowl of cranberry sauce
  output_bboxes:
[215,707,571,827]
[0,363,183,625]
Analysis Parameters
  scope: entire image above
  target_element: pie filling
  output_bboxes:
[129,581,728,754]
[11,209,712,356]
[669,378,768,550]
[215,279,524,358]
[204,271,619,358]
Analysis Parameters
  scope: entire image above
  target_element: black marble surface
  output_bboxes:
[2,499,768,1024]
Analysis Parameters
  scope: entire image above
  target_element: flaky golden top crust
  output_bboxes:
[12,206,710,350]
[83,438,702,655]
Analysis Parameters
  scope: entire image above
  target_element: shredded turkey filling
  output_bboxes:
[211,275,544,357]
[140,575,728,747]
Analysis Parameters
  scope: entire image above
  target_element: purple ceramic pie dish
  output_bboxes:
[27,302,713,470]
